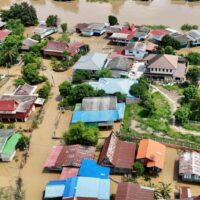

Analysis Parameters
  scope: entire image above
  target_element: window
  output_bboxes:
[159,69,161,71]
[155,68,157,71]
[166,69,168,72]
[170,69,172,72]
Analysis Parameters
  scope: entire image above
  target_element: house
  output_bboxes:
[71,97,125,127]
[42,41,85,57]
[13,83,37,96]
[33,26,57,39]
[179,186,192,200]
[150,29,170,42]
[171,33,191,48]
[44,144,96,171]
[73,52,108,73]
[133,26,150,41]
[75,23,89,33]
[98,132,136,173]
[187,30,200,46]
[109,25,138,45]
[125,42,148,59]
[88,78,137,97]
[136,139,166,173]
[144,54,187,82]
[59,167,79,180]
[81,23,107,36]
[0,133,21,161]
[44,176,110,200]
[21,38,39,51]
[115,182,154,200]
[78,159,110,179]
[106,25,123,37]
[44,159,110,200]
[0,95,37,122]
[0,129,14,157]
[106,56,132,78]
[0,29,11,42]
[179,151,200,183]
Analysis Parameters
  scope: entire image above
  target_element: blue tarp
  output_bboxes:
[78,159,110,179]
[71,103,125,124]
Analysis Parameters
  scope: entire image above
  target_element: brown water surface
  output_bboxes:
[1,0,200,29]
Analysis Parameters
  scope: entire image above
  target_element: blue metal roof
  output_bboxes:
[78,159,110,179]
[44,180,67,198]
[71,103,125,124]
[89,78,138,97]
[63,177,78,198]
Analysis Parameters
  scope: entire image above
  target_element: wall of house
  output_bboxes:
[150,68,175,75]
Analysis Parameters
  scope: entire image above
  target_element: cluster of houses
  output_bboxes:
[0,129,21,162]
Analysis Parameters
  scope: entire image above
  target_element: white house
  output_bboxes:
[187,30,200,46]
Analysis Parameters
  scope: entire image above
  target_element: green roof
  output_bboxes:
[2,133,21,155]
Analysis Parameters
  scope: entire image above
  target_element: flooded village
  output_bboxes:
[0,0,200,200]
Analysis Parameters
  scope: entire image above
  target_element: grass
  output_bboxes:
[183,123,200,132]
[162,84,183,95]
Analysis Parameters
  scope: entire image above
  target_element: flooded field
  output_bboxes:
[1,0,200,29]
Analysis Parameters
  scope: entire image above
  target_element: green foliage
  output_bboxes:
[161,35,181,50]
[31,34,41,42]
[59,81,72,96]
[73,70,92,83]
[22,53,42,68]
[185,52,200,65]
[141,94,156,116]
[97,68,112,78]
[16,135,30,151]
[15,78,25,87]
[181,24,198,31]
[61,23,67,33]
[154,182,171,200]
[46,15,58,27]
[182,85,198,103]
[0,122,4,129]
[133,161,145,176]
[108,15,118,26]
[174,106,190,125]
[38,82,51,100]
[22,63,46,85]
[63,122,99,146]
[164,46,175,55]
[113,92,126,103]
[186,66,200,85]
[7,124,15,129]
[57,33,70,43]
[145,24,167,30]
[1,2,38,26]
[190,96,200,121]
[5,19,24,36]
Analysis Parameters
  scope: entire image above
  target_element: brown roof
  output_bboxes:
[14,84,36,95]
[116,182,154,200]
[145,54,178,70]
[180,186,192,200]
[98,133,136,169]
[136,139,166,170]
[55,144,96,167]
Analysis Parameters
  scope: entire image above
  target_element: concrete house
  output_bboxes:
[144,54,187,82]
[150,29,170,42]
[187,30,200,46]
[81,23,107,36]
[125,42,148,59]
[133,26,150,41]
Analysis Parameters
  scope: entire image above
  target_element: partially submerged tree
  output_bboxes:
[61,23,67,33]
[46,15,58,27]
[108,15,118,26]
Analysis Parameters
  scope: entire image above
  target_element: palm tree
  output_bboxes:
[154,182,171,200]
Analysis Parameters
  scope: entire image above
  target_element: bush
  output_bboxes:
[16,135,30,151]
[61,23,67,33]
[181,24,198,31]
[1,2,38,26]
[59,81,72,96]
[15,78,25,87]
[186,66,200,85]
[133,161,145,176]
[38,82,51,100]
[185,52,200,65]
[7,124,15,129]
[113,92,126,102]
[73,70,92,83]
[0,122,4,129]
[31,34,41,42]
[63,122,99,146]
[182,85,198,103]
[174,106,190,125]
[97,68,112,78]
[46,15,58,27]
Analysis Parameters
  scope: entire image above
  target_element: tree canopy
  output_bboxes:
[108,15,118,26]
[59,81,72,96]
[1,2,38,26]
[46,15,58,27]
[161,35,180,50]
[186,66,200,85]
[5,19,24,36]
[63,122,99,146]
[185,52,200,65]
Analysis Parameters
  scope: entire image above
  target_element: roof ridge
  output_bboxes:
[163,54,177,69]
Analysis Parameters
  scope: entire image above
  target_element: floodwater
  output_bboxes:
[1,0,200,30]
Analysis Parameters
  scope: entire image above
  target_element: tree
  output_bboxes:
[190,96,200,121]
[0,122,4,129]
[186,66,200,85]
[97,68,112,78]
[15,78,25,87]
[22,63,46,85]
[181,24,198,31]
[182,85,198,103]
[142,95,156,116]
[5,19,24,36]
[46,15,58,27]
[108,15,118,26]
[96,89,106,97]
[164,46,175,55]
[38,82,51,100]
[113,92,126,102]
[31,34,41,42]
[161,35,181,50]
[185,52,200,65]
[59,81,72,96]
[22,53,42,68]
[133,161,145,176]
[61,23,67,33]
[73,70,92,83]
[154,182,171,200]
[174,106,190,125]
[57,33,70,43]
[1,2,38,26]
[63,122,99,146]
[16,135,30,151]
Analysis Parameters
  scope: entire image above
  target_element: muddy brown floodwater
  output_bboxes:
[1,0,200,30]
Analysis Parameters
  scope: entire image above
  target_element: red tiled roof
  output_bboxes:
[0,30,11,41]
[116,182,154,200]
[150,29,170,37]
[98,133,136,169]
[0,99,18,111]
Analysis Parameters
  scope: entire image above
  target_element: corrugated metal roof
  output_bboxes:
[0,129,14,153]
[116,182,154,200]
[78,159,110,179]
[59,167,79,180]
[89,78,137,97]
